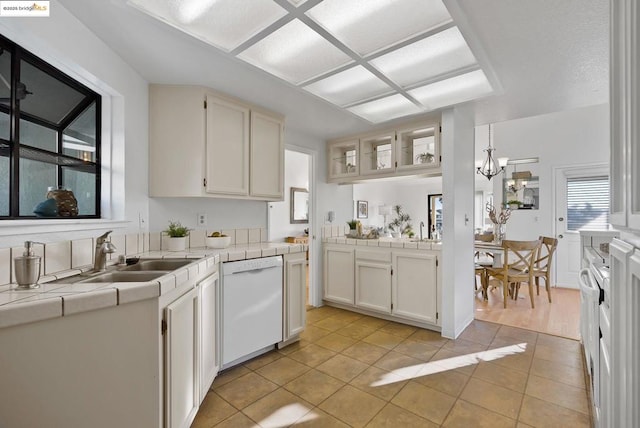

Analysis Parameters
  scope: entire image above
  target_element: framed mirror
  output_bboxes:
[290,187,309,224]
[428,194,443,238]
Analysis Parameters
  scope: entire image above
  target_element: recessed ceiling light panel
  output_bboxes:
[370,27,478,87]
[127,0,287,52]
[347,94,422,123]
[303,66,393,106]
[408,70,494,110]
[306,0,452,56]
[238,19,353,85]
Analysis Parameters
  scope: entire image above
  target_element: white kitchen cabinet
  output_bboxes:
[355,249,392,313]
[198,271,219,404]
[324,245,355,305]
[396,123,440,172]
[250,110,284,199]
[326,119,441,183]
[205,94,250,196]
[165,287,199,428]
[360,132,395,176]
[283,252,307,342]
[327,138,359,182]
[149,84,284,201]
[392,251,438,324]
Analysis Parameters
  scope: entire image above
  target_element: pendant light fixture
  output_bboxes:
[477,123,508,180]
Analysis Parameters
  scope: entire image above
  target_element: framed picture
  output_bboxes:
[357,200,368,219]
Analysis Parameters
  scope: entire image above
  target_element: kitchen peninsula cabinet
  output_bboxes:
[326,119,440,184]
[149,84,284,201]
[198,271,219,403]
[324,242,441,329]
[324,245,355,305]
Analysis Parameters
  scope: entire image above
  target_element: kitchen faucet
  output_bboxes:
[419,221,425,241]
[94,230,116,271]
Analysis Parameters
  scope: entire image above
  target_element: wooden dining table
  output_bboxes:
[474,240,504,268]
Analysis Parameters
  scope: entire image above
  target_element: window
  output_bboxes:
[566,176,610,231]
[0,34,101,219]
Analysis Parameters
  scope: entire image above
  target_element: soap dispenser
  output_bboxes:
[14,241,42,289]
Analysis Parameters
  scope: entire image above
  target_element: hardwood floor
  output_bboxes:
[474,280,581,340]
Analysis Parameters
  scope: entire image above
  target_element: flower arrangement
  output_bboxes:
[388,205,413,237]
[486,203,511,242]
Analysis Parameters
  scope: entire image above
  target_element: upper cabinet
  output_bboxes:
[326,120,440,183]
[150,85,284,201]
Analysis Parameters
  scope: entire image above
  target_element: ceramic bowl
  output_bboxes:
[206,236,231,248]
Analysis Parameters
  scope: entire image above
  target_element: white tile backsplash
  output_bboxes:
[235,229,249,245]
[109,234,126,260]
[248,228,261,244]
[71,238,93,269]
[189,229,206,248]
[221,229,236,245]
[125,234,139,255]
[149,233,161,251]
[0,248,11,286]
[44,241,71,275]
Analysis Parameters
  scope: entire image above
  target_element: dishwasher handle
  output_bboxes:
[228,266,278,275]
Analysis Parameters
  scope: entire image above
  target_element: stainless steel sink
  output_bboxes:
[77,271,167,283]
[119,259,193,271]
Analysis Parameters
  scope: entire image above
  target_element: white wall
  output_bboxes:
[352,177,442,237]
[269,150,310,242]
[0,3,149,247]
[477,103,609,241]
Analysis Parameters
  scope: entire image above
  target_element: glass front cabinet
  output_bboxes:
[327,138,359,181]
[396,124,440,172]
[326,120,441,183]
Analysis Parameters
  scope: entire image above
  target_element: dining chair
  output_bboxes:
[530,236,558,303]
[485,239,542,309]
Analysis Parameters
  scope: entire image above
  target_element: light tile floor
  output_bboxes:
[192,307,591,427]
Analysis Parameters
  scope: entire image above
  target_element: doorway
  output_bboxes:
[268,148,315,307]
[553,164,609,287]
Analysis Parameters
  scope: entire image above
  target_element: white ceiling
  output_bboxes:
[57,0,609,140]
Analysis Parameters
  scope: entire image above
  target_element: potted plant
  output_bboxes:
[388,205,413,238]
[164,220,190,251]
[415,152,435,164]
[347,219,360,237]
[507,200,523,210]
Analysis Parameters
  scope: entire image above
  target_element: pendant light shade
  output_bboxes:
[477,124,508,180]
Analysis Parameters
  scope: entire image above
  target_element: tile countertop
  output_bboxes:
[323,237,442,250]
[0,242,307,330]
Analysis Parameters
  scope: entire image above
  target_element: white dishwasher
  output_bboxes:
[221,256,283,368]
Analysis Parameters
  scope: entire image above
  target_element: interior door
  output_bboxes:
[554,165,609,287]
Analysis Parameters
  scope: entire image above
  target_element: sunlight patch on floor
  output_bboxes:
[370,343,528,387]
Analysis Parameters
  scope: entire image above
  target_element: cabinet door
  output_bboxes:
[165,287,199,428]
[355,260,391,313]
[392,252,438,324]
[149,85,206,197]
[327,139,359,182]
[396,124,440,172]
[199,272,219,404]
[284,253,307,340]
[324,246,355,305]
[205,95,250,196]
[360,132,395,176]
[250,111,284,199]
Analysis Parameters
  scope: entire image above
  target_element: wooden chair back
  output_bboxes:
[534,236,558,272]
[501,239,542,277]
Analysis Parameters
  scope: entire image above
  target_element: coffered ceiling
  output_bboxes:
[57,0,609,139]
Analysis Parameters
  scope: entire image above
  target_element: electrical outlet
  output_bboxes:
[197,213,207,227]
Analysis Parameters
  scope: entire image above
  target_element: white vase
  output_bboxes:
[166,236,187,252]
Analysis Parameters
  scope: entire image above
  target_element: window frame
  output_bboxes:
[0,33,101,220]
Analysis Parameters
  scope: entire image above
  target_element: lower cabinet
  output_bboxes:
[198,271,219,403]
[355,250,392,313]
[324,244,440,327]
[164,287,199,428]
[324,246,355,305]
[392,252,438,324]
[283,252,307,341]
